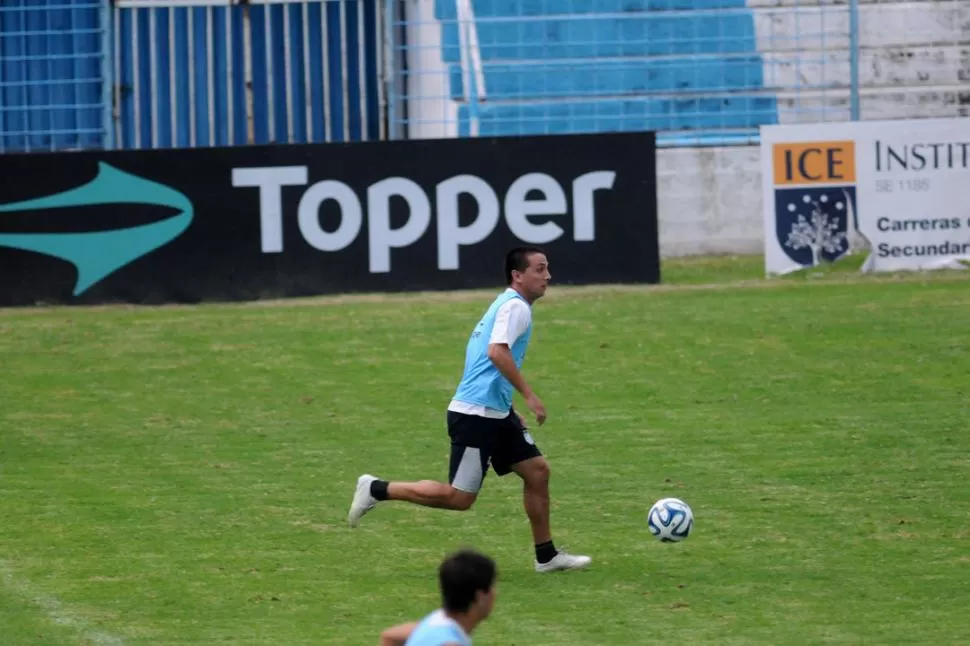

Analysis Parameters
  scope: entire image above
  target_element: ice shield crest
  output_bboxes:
[774,186,857,267]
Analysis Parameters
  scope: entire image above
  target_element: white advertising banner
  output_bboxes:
[760,117,970,275]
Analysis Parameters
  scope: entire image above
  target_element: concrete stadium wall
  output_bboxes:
[657,146,763,258]
[753,0,970,124]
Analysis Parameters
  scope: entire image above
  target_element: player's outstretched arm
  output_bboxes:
[487,343,547,425]
[378,621,418,646]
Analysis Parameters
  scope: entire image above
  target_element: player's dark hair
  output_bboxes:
[504,246,545,285]
[438,549,497,613]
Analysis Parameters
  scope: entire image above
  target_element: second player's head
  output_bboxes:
[438,548,498,621]
[505,246,550,302]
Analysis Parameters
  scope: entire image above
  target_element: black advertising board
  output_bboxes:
[0,132,659,307]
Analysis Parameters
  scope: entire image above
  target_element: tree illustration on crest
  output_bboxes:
[785,201,847,266]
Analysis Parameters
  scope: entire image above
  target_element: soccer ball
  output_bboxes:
[647,497,694,542]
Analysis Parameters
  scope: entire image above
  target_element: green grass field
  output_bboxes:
[2,255,969,645]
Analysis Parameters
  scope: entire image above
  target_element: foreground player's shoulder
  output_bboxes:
[509,296,532,322]
[497,297,531,329]
[494,293,527,320]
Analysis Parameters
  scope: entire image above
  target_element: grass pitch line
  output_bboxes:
[1,561,125,645]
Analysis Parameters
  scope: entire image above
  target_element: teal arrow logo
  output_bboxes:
[0,162,193,296]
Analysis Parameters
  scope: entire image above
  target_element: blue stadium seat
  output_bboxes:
[435,0,778,141]
[436,0,753,19]
[448,57,767,101]
[457,96,777,136]
[440,15,759,62]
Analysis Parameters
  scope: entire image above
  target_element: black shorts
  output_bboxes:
[447,409,543,493]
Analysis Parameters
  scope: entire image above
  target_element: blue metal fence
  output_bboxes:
[0,0,380,153]
[0,0,111,153]
[113,0,381,149]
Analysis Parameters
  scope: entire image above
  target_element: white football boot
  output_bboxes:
[534,550,592,573]
[347,474,379,528]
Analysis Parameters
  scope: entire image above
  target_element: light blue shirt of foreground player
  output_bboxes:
[404,609,473,646]
[449,288,533,419]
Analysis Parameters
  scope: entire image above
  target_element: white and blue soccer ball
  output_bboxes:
[647,497,694,542]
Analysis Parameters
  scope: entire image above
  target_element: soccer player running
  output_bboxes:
[378,549,496,646]
[348,246,591,573]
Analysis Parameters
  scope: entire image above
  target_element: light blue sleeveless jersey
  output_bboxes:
[452,290,532,413]
[404,610,472,646]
